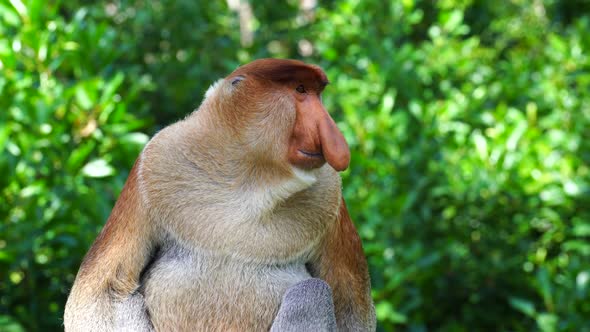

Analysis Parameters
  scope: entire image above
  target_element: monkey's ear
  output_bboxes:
[230,75,245,86]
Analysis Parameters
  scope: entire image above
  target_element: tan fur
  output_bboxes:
[64,59,375,331]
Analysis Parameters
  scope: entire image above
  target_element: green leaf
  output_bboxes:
[376,301,407,323]
[75,83,95,110]
[536,268,553,310]
[0,2,20,26]
[572,219,590,236]
[563,240,590,256]
[508,297,536,317]
[472,129,488,160]
[442,9,464,32]
[66,141,96,172]
[576,271,589,291]
[20,184,42,198]
[536,313,558,332]
[0,315,25,332]
[0,124,10,153]
[506,121,527,151]
[8,0,26,19]
[120,132,149,147]
[99,72,125,105]
[81,159,114,178]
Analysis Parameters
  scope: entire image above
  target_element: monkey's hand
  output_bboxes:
[270,278,337,332]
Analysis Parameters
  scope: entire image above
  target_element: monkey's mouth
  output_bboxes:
[298,149,324,158]
[291,149,326,169]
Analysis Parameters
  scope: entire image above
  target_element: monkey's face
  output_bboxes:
[286,82,349,171]
[224,59,350,173]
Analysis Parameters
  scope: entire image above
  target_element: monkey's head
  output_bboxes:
[141,59,349,258]
[202,58,350,173]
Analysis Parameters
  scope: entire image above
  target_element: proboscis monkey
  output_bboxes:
[64,59,375,331]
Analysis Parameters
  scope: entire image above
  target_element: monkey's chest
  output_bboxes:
[141,249,311,331]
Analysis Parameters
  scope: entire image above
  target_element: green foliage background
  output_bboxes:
[1,0,589,331]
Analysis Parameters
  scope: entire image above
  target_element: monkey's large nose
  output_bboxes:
[318,114,350,172]
[288,99,350,172]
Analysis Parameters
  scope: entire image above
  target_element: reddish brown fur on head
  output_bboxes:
[226,59,350,172]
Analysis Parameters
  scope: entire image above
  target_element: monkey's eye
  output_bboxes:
[231,75,245,86]
[296,85,306,94]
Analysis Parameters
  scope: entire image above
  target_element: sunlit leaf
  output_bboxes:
[81,159,114,178]
[376,301,407,323]
[0,315,25,332]
[120,132,149,147]
[75,84,94,110]
[472,129,488,160]
[8,0,26,19]
[508,297,536,317]
[0,3,20,26]
[536,313,558,332]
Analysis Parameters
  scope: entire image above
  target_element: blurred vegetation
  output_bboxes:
[1,0,590,331]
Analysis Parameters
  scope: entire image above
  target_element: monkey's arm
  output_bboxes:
[308,198,376,331]
[64,161,154,332]
[271,278,337,332]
